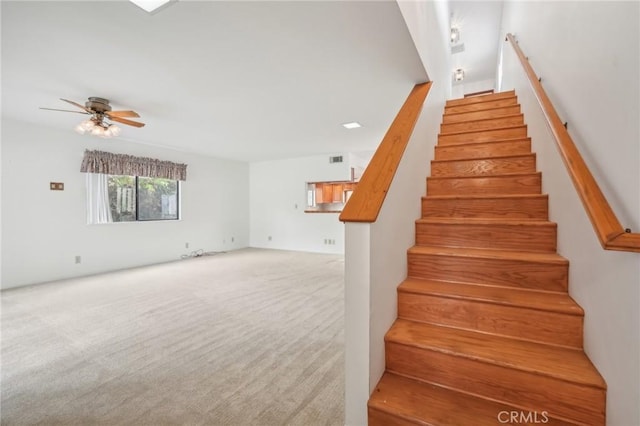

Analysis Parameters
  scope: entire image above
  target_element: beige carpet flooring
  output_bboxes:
[1,248,345,425]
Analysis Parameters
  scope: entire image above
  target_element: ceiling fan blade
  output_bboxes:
[40,107,91,115]
[60,98,92,112]
[109,116,145,128]
[105,110,140,118]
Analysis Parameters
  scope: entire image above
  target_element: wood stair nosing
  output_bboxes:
[397,280,583,348]
[444,97,519,114]
[434,139,532,161]
[426,172,542,196]
[430,153,537,178]
[442,105,522,124]
[369,372,581,426]
[440,114,525,134]
[385,320,606,425]
[414,217,557,252]
[407,245,568,292]
[421,193,549,220]
[437,126,529,145]
[445,90,516,107]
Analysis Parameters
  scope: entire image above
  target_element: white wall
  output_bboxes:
[1,119,250,289]
[500,2,639,424]
[249,154,350,254]
[344,1,451,424]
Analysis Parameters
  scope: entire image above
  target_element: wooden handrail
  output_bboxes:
[339,82,432,223]
[507,33,640,252]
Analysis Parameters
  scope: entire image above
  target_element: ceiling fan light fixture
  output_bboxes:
[104,125,121,138]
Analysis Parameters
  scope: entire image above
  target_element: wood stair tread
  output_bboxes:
[432,153,535,164]
[439,124,527,137]
[398,278,582,315]
[435,136,531,148]
[427,171,540,180]
[442,113,523,126]
[369,372,577,426]
[386,319,606,388]
[445,90,516,107]
[442,105,522,123]
[423,193,547,201]
[408,245,567,264]
[416,217,554,226]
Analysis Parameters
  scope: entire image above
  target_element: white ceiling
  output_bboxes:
[1,1,429,162]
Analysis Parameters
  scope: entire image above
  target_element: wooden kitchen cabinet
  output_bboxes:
[322,184,333,203]
[332,184,344,202]
[306,180,358,213]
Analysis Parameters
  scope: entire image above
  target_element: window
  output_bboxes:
[108,175,179,222]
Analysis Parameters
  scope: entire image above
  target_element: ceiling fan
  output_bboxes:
[40,97,145,138]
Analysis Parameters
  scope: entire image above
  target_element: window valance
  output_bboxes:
[80,150,187,181]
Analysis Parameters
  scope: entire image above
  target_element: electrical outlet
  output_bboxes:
[50,182,64,191]
[75,256,81,264]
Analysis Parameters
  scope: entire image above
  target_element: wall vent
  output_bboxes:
[329,156,343,164]
[451,43,465,54]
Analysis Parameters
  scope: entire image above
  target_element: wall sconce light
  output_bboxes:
[450,27,460,44]
[454,68,465,82]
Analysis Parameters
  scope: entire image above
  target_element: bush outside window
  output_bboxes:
[108,175,179,222]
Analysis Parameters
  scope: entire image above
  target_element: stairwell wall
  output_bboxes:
[499,2,639,424]
[343,1,451,424]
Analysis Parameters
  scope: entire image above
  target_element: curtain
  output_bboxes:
[80,150,187,181]
[86,173,113,224]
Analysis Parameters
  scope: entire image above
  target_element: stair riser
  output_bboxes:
[434,140,531,161]
[368,408,416,426]
[386,343,605,425]
[445,97,519,114]
[398,293,583,347]
[443,105,522,124]
[407,252,568,291]
[445,90,516,108]
[415,221,556,252]
[427,174,542,196]
[439,126,528,145]
[431,155,536,177]
[422,196,549,220]
[441,115,525,134]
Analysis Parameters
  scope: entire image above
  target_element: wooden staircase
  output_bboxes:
[368,91,607,425]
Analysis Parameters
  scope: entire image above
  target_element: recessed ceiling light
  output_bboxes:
[129,0,174,13]
[342,122,362,129]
